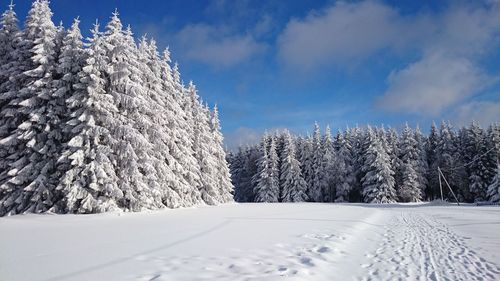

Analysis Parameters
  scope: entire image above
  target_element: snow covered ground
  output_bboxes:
[1,203,500,281]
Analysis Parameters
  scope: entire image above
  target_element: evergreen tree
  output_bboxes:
[487,162,500,203]
[436,121,457,200]
[348,126,364,202]
[280,130,308,202]
[464,122,489,201]
[426,122,440,200]
[103,11,154,211]
[361,127,397,203]
[321,125,336,202]
[229,145,259,202]
[397,124,422,202]
[486,124,500,163]
[298,135,314,192]
[210,105,234,203]
[385,127,399,161]
[53,20,65,60]
[135,37,173,210]
[274,132,286,200]
[254,137,279,202]
[0,2,18,86]
[230,147,246,201]
[309,123,323,202]
[414,126,429,198]
[452,125,470,201]
[2,0,59,214]
[49,18,85,198]
[333,131,355,202]
[0,2,23,214]
[0,2,21,126]
[57,21,122,213]
[386,127,401,189]
[160,51,202,208]
[242,145,259,202]
[188,83,218,205]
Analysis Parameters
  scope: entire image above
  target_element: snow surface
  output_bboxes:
[1,203,500,281]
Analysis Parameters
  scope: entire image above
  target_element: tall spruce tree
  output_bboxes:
[426,122,440,200]
[386,127,401,189]
[487,162,500,203]
[397,124,422,202]
[361,127,397,203]
[414,126,429,198]
[57,21,122,213]
[210,106,234,202]
[6,0,59,214]
[161,51,202,208]
[49,18,85,199]
[436,121,457,200]
[103,11,153,211]
[464,122,490,201]
[310,123,323,202]
[188,82,218,205]
[321,125,336,202]
[134,37,173,210]
[230,147,246,202]
[349,126,364,202]
[298,135,314,193]
[0,2,23,214]
[254,137,279,202]
[280,130,308,202]
[333,130,355,202]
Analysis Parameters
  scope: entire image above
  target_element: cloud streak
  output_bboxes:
[175,24,267,68]
[376,53,489,115]
[277,1,428,69]
[450,101,500,127]
[377,2,500,115]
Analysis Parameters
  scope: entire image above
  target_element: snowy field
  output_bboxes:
[1,203,500,281]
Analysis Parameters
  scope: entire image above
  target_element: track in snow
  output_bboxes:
[133,220,351,281]
[358,211,500,281]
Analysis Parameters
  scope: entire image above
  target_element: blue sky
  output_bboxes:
[10,0,500,148]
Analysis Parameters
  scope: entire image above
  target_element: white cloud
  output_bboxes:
[450,101,500,126]
[430,4,500,57]
[224,126,293,150]
[376,1,500,115]
[277,1,500,69]
[376,53,489,115]
[277,1,426,69]
[175,24,267,68]
[224,127,263,150]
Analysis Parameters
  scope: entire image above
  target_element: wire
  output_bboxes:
[441,147,496,172]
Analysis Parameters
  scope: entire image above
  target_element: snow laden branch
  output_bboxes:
[0,1,233,216]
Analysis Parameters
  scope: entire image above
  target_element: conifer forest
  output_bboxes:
[0,1,232,216]
[229,122,500,204]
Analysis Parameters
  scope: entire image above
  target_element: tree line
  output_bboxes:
[0,1,233,216]
[228,122,500,204]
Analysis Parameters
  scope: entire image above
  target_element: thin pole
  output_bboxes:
[438,167,460,206]
[438,167,444,201]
